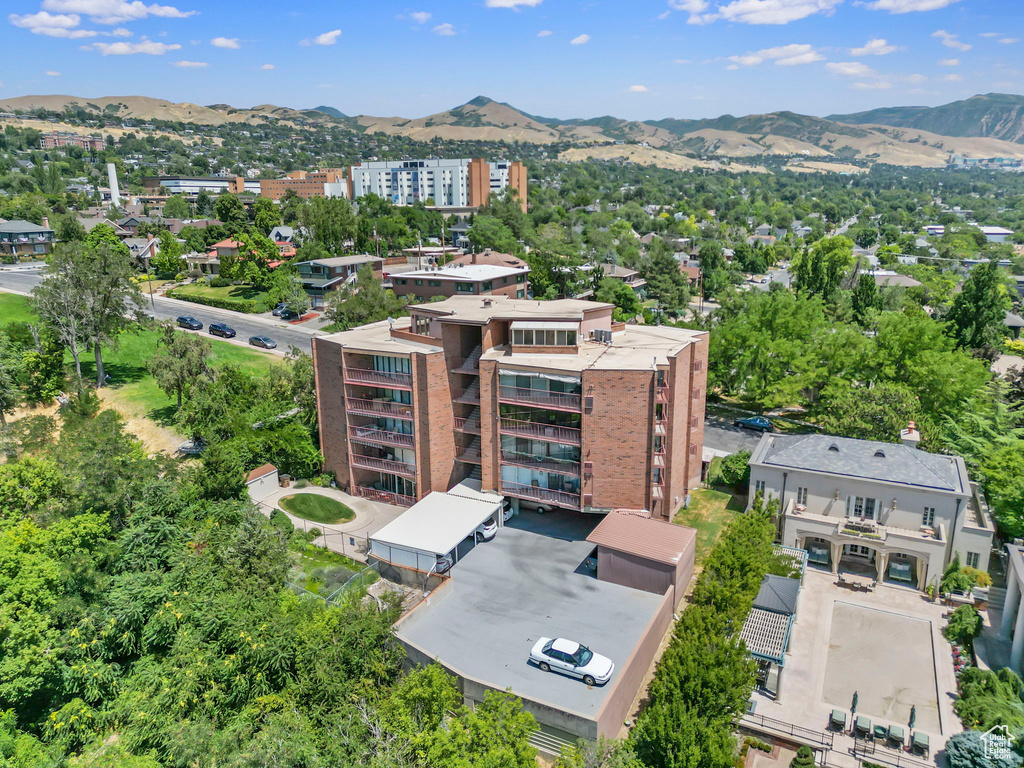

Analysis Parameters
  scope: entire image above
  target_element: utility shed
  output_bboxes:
[246,464,278,503]
[369,491,500,572]
[586,511,696,606]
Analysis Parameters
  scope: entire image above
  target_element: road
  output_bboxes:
[0,265,322,355]
[703,415,766,456]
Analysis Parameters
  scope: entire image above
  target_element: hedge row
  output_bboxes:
[166,288,266,314]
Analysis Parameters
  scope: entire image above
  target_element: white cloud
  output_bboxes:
[673,58,691,63]
[46,70,61,75]
[657,9,671,18]
[409,11,431,23]
[1000,38,1019,44]
[864,0,960,11]
[932,29,971,51]
[485,0,543,6]
[852,80,893,89]
[941,73,963,81]
[628,85,649,92]
[40,0,196,25]
[260,63,274,69]
[300,28,341,45]
[110,26,130,35]
[728,43,823,67]
[937,57,959,65]
[904,73,927,83]
[726,63,739,69]
[570,33,590,44]
[172,59,205,66]
[210,36,239,48]
[827,61,875,76]
[80,36,180,54]
[979,32,1000,37]
[536,29,551,36]
[850,37,899,55]
[689,0,841,26]
[432,22,455,35]
[9,10,98,37]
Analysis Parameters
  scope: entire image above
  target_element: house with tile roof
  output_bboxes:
[748,425,994,592]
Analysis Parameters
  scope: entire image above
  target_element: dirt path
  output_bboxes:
[96,388,184,456]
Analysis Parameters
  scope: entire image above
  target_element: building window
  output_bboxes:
[850,496,877,520]
[429,280,441,287]
[922,507,935,527]
[964,552,979,568]
[797,487,808,506]
[397,279,407,285]
[516,275,525,283]
[653,467,663,485]
[755,480,766,495]
[411,315,431,335]
[482,281,493,291]
[511,329,577,347]
[33,244,46,254]
[456,283,475,293]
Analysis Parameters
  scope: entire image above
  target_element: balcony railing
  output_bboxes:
[457,448,482,464]
[501,482,581,509]
[499,418,581,445]
[350,455,417,478]
[500,450,580,475]
[349,425,415,449]
[652,485,664,500]
[346,398,414,419]
[343,367,413,389]
[498,386,582,411]
[354,486,416,508]
[453,416,482,434]
[656,386,669,404]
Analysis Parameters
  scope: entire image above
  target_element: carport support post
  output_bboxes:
[830,543,841,575]
[1001,575,1019,639]
[1012,592,1024,674]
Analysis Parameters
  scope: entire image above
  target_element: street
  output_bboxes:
[702,414,766,455]
[0,265,321,355]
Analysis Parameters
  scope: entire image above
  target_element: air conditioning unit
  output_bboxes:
[584,395,594,412]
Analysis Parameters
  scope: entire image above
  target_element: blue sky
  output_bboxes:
[1,0,1021,121]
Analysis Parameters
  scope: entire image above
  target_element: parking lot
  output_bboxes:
[396,509,666,724]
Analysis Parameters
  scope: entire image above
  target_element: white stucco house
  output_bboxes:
[747,424,994,592]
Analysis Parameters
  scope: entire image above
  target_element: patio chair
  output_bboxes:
[912,732,929,756]
[829,709,846,731]
[854,715,871,737]
[888,725,905,748]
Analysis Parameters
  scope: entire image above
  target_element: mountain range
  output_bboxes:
[3,92,1024,171]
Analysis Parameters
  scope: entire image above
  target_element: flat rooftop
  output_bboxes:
[416,295,607,322]
[396,510,665,720]
[391,263,528,282]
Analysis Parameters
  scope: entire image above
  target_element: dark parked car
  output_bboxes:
[734,416,774,432]
[176,316,202,330]
[279,309,300,321]
[271,303,288,317]
[248,335,277,349]
[208,322,236,338]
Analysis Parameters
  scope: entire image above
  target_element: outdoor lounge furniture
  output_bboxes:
[888,725,905,747]
[873,724,888,741]
[829,709,846,731]
[912,732,929,756]
[855,716,871,736]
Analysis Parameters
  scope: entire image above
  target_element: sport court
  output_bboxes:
[823,601,940,733]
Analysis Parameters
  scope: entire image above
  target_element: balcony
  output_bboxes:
[454,416,482,434]
[350,455,417,478]
[498,386,582,412]
[346,398,414,419]
[501,482,581,510]
[343,367,412,389]
[349,425,415,449]
[655,386,669,404]
[499,418,581,446]
[652,485,664,500]
[500,450,580,475]
[450,357,481,375]
[455,380,480,405]
[354,485,416,508]
[785,502,945,547]
[457,447,483,464]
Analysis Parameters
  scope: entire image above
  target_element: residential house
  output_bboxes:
[295,255,385,307]
[600,263,647,295]
[0,219,56,257]
[386,262,530,301]
[747,426,994,592]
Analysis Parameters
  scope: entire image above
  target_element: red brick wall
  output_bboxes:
[478,358,500,493]
[312,338,353,491]
[581,369,654,511]
[414,351,457,495]
[663,333,709,518]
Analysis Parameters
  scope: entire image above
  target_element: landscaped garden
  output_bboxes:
[279,493,356,525]
[165,282,272,313]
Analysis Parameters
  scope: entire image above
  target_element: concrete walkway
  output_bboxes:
[256,484,407,562]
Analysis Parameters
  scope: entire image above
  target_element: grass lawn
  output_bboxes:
[0,292,36,324]
[179,283,269,302]
[674,486,747,563]
[280,493,356,525]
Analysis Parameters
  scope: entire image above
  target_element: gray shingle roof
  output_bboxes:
[0,220,52,233]
[753,574,800,616]
[757,434,966,493]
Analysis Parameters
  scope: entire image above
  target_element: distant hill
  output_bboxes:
[308,105,347,119]
[827,93,1024,144]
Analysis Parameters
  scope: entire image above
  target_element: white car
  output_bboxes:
[475,515,497,542]
[435,553,454,573]
[529,637,615,686]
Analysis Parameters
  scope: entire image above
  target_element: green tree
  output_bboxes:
[981,445,1024,537]
[253,197,281,235]
[195,188,212,216]
[644,238,690,315]
[851,272,880,325]
[299,196,357,253]
[0,333,23,426]
[790,746,816,768]
[212,192,247,230]
[818,382,921,443]
[792,236,854,303]
[324,264,407,330]
[555,738,643,768]
[152,230,184,277]
[162,194,190,219]
[946,260,1012,354]
[595,278,642,321]
[945,729,1022,768]
[146,322,213,409]
[467,216,521,254]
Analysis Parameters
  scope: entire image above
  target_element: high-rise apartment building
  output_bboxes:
[260,169,348,200]
[346,158,527,211]
[312,296,708,519]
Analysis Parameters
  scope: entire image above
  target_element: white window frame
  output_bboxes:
[754,479,766,495]
[796,487,808,506]
[923,507,936,527]
[966,551,980,569]
[849,495,877,521]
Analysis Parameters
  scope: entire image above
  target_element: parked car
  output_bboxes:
[208,322,236,338]
[248,335,277,349]
[501,498,513,523]
[435,552,454,574]
[279,309,300,321]
[271,303,288,317]
[176,316,202,330]
[734,416,774,432]
[529,637,614,686]
[475,515,498,542]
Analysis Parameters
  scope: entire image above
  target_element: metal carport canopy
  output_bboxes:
[369,491,500,556]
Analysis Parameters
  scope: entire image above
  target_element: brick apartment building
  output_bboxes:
[386,260,530,301]
[312,296,708,518]
[40,132,105,152]
[259,169,347,200]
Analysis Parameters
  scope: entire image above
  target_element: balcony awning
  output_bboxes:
[509,321,578,331]
[499,368,581,385]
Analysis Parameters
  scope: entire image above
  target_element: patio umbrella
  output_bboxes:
[909,705,916,729]
[851,691,858,714]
